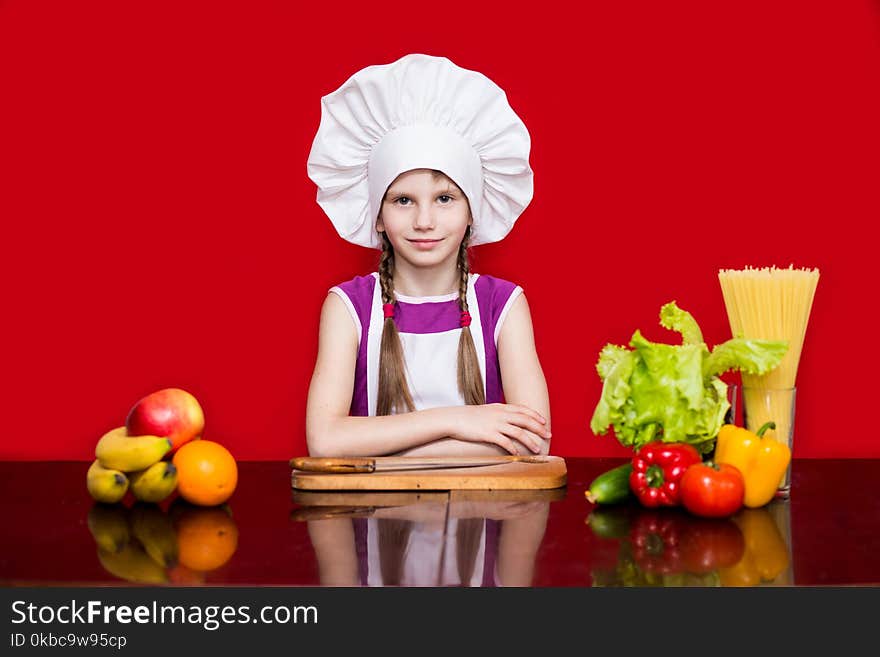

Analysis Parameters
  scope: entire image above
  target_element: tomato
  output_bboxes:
[680,462,745,518]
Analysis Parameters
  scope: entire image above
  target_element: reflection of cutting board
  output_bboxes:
[291,487,566,508]
[289,487,567,521]
[291,455,567,491]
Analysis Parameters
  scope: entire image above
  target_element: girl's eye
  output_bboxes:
[393,195,453,205]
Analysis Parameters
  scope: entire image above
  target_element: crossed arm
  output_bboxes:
[395,292,551,457]
[305,290,551,457]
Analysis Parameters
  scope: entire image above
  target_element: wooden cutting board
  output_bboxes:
[290,455,567,491]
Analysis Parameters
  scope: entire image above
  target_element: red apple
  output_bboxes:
[125,388,205,452]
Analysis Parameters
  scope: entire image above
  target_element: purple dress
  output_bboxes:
[329,272,524,417]
[329,271,523,586]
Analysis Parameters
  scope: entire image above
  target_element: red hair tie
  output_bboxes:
[460,311,472,328]
[383,303,395,319]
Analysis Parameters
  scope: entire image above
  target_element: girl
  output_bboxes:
[305,53,551,458]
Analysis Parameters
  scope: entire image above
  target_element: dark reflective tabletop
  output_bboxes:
[1,459,877,586]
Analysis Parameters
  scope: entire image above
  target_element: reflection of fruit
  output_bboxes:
[173,503,239,572]
[129,503,178,568]
[86,459,129,503]
[126,388,205,453]
[173,440,238,506]
[167,564,207,585]
[96,426,172,472]
[129,461,178,503]
[97,542,169,584]
[87,503,131,553]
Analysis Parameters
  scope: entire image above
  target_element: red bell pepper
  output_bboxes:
[629,442,702,507]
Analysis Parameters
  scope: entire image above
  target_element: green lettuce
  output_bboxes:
[590,302,788,453]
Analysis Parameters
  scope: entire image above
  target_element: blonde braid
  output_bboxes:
[376,233,416,416]
[378,236,395,305]
[456,226,486,405]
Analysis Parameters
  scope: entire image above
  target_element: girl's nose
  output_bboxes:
[413,207,435,229]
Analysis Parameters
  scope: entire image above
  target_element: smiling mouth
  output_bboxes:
[408,238,443,243]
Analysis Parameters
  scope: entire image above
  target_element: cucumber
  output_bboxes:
[585,462,633,505]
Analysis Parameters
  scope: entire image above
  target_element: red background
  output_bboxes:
[2,1,878,461]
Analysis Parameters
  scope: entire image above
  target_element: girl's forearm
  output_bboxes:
[306,407,457,457]
[392,438,508,458]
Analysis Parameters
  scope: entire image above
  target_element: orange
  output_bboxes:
[172,440,238,506]
[174,505,239,572]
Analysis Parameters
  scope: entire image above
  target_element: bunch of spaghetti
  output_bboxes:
[717,266,820,456]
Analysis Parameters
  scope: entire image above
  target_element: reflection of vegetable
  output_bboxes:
[679,517,745,574]
[630,511,687,574]
[714,421,791,508]
[593,541,721,587]
[585,463,633,505]
[630,442,701,507]
[719,508,790,586]
[680,462,745,518]
[590,302,788,453]
[586,504,637,539]
[589,508,739,587]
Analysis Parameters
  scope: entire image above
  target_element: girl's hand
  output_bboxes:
[446,404,551,455]
[509,429,551,456]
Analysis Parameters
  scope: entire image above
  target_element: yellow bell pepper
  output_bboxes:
[719,508,790,586]
[714,421,791,508]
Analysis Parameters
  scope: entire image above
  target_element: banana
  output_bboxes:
[86,459,129,503]
[95,426,171,472]
[97,542,169,585]
[129,461,178,503]
[87,503,131,553]
[129,503,178,568]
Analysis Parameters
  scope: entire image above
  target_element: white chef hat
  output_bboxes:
[307,53,534,249]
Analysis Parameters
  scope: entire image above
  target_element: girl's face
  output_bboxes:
[376,169,472,268]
